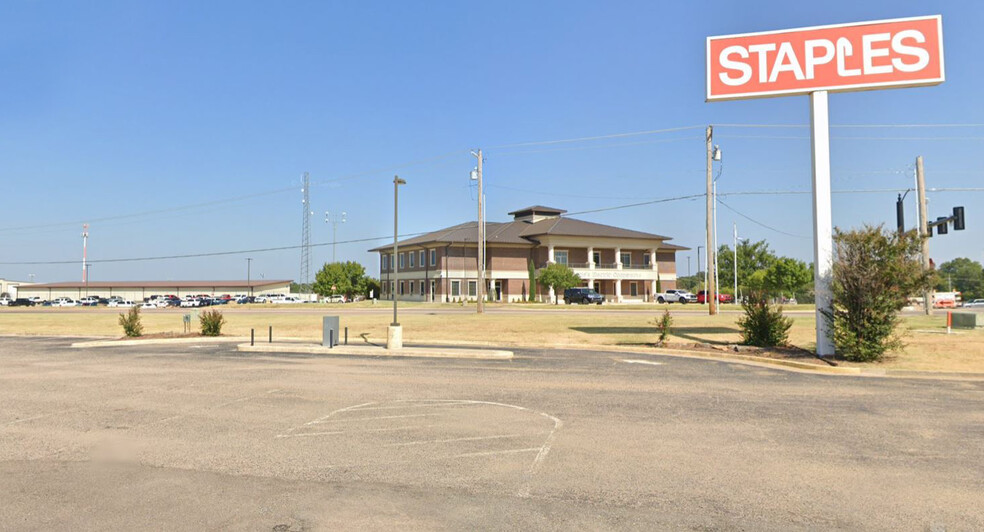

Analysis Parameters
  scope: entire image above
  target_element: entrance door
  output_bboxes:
[429,281,435,302]
[494,280,503,302]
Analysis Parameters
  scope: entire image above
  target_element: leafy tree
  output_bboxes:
[717,240,778,293]
[737,293,793,347]
[527,258,537,302]
[290,282,312,294]
[363,277,381,299]
[313,261,369,300]
[537,263,582,305]
[764,257,812,298]
[676,274,703,292]
[821,226,935,362]
[935,258,984,300]
[744,269,768,293]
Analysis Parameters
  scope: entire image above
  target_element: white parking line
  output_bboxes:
[312,413,441,423]
[276,425,438,438]
[621,359,663,366]
[384,433,526,447]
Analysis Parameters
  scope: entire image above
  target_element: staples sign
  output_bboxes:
[707,16,944,101]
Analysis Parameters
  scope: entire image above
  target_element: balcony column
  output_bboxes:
[651,249,658,271]
[547,245,555,264]
[615,279,622,303]
[651,280,658,300]
[615,247,622,270]
[588,246,595,269]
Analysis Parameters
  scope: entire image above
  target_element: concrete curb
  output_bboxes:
[72,336,261,348]
[236,343,513,360]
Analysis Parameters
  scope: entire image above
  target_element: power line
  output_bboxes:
[0,233,430,266]
[714,134,984,141]
[714,123,984,128]
[562,193,706,217]
[716,198,809,239]
[487,125,705,149]
[491,135,703,156]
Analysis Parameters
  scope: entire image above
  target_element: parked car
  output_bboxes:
[696,291,734,304]
[235,295,255,304]
[107,298,131,308]
[139,302,157,310]
[656,289,698,304]
[28,296,45,305]
[0,295,12,306]
[79,296,101,306]
[564,287,604,305]
[962,299,984,308]
[52,297,78,307]
[9,298,35,307]
[116,300,135,308]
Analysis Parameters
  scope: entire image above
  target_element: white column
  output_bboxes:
[615,280,622,302]
[615,247,622,270]
[810,90,835,357]
[548,286,556,304]
[651,280,658,300]
[588,246,595,269]
[547,245,555,264]
[650,249,658,270]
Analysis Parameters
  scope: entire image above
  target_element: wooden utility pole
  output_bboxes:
[476,149,485,313]
[917,156,931,315]
[706,126,717,315]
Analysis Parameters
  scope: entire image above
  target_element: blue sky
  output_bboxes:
[1,1,982,283]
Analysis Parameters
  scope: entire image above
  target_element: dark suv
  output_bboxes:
[564,287,604,305]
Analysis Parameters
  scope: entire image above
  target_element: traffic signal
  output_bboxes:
[936,216,948,235]
[953,206,965,231]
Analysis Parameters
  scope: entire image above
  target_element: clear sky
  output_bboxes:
[2,1,982,284]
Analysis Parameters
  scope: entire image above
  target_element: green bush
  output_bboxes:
[118,306,143,337]
[199,309,225,336]
[737,294,792,347]
[654,310,672,347]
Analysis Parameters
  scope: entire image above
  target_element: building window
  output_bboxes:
[430,249,437,266]
[419,282,425,296]
[409,281,415,295]
[644,253,651,267]
[592,251,600,265]
[630,282,638,297]
[555,250,569,266]
[382,255,388,270]
[390,281,394,295]
[468,280,477,297]
[451,280,461,297]
[399,253,405,269]
[620,252,631,266]
[409,252,415,268]
[419,250,425,268]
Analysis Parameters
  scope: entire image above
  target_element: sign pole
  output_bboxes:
[809,90,835,357]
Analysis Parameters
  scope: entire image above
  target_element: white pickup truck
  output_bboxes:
[656,289,698,304]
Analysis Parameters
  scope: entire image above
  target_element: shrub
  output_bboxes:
[821,226,934,362]
[199,309,225,336]
[737,293,792,347]
[118,306,143,337]
[654,310,672,347]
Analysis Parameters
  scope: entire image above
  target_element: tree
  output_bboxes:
[764,257,812,298]
[536,263,582,304]
[676,274,703,292]
[821,225,935,362]
[935,258,984,300]
[313,261,369,300]
[717,240,778,293]
[363,277,381,299]
[527,258,537,302]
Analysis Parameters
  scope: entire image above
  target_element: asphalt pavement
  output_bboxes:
[1,336,982,530]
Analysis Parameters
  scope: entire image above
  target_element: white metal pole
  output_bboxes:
[713,181,719,307]
[733,222,738,304]
[810,91,835,357]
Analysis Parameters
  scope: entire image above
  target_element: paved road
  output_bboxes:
[1,336,982,530]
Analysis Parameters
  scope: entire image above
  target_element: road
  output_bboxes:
[1,336,982,530]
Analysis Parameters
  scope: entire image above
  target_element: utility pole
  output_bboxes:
[81,223,89,283]
[917,156,931,315]
[733,223,739,304]
[300,172,312,288]
[393,175,406,327]
[687,256,691,277]
[472,149,485,313]
[705,126,717,314]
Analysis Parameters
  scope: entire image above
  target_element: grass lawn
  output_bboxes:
[1,305,982,373]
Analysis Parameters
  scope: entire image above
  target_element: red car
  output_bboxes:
[696,290,734,304]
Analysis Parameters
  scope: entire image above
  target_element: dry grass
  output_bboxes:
[2,306,982,373]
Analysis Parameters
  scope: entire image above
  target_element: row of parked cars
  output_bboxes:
[0,294,309,308]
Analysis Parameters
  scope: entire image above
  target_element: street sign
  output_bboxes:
[707,15,944,101]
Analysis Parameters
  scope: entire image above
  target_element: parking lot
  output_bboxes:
[2,336,983,530]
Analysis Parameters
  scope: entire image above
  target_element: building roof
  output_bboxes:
[507,205,567,217]
[369,212,687,251]
[23,280,292,289]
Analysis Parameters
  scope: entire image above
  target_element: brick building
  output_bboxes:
[371,206,686,303]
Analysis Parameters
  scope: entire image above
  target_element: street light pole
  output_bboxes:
[705,126,717,315]
[392,175,406,327]
[325,211,347,263]
[471,149,485,313]
[246,258,253,297]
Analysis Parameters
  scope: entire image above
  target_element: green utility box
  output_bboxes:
[951,312,977,330]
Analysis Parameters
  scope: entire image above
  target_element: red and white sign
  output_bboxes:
[706,15,944,101]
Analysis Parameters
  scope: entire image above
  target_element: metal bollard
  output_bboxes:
[269,326,272,343]
[345,327,348,345]
[329,330,334,349]
[250,328,254,346]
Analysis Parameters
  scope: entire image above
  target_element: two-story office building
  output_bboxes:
[371,206,686,303]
